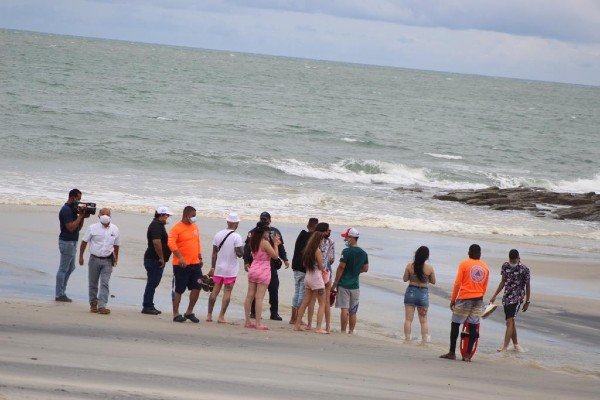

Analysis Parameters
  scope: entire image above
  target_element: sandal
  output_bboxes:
[255,325,270,331]
[439,352,456,360]
[173,315,186,323]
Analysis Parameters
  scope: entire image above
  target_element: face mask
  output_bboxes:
[189,216,198,223]
[344,241,351,248]
[99,215,111,225]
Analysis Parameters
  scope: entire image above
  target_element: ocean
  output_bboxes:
[1,29,599,253]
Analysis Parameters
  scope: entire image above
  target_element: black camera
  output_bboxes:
[76,202,97,215]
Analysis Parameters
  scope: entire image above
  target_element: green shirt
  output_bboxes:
[338,246,368,289]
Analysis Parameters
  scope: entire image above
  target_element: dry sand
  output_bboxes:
[0,299,598,400]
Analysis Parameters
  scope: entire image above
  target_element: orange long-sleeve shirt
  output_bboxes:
[168,221,201,266]
[450,258,490,302]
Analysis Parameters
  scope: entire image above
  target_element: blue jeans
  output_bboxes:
[56,239,77,297]
[143,259,164,308]
[292,270,306,308]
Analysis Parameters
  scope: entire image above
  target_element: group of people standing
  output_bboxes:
[55,189,532,356]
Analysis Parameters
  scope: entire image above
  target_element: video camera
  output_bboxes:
[76,201,97,216]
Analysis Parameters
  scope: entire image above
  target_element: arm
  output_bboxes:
[65,211,85,232]
[243,233,253,267]
[402,265,410,282]
[113,245,119,266]
[167,226,186,268]
[209,245,218,276]
[489,277,506,303]
[235,246,244,258]
[332,262,346,290]
[262,238,280,259]
[429,267,436,285]
[152,239,165,267]
[79,241,87,266]
[360,263,369,273]
[522,281,531,312]
[316,249,324,271]
[450,265,463,306]
[274,228,289,267]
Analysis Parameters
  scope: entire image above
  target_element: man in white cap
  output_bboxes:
[206,212,244,323]
[332,228,369,334]
[141,206,172,315]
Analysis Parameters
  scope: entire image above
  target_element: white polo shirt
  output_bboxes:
[83,222,121,257]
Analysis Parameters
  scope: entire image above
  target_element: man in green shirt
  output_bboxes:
[332,228,369,334]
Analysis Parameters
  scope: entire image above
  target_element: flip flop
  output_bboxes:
[255,325,270,331]
[245,323,256,329]
[482,303,497,319]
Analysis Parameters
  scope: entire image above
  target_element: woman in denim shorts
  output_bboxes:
[402,246,436,343]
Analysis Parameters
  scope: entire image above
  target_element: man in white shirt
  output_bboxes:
[79,208,121,315]
[206,212,244,323]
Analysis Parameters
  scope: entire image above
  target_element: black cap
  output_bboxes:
[260,211,271,220]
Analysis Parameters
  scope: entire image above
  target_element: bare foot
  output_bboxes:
[315,329,329,334]
[244,322,256,329]
[206,315,213,322]
[255,325,270,331]
[293,325,307,331]
[217,319,228,324]
[497,347,508,352]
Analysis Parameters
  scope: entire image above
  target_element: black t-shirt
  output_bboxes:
[144,219,171,261]
[59,203,79,241]
[291,230,312,272]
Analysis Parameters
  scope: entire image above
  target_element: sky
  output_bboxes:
[1,0,599,86]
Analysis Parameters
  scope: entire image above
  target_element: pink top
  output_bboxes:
[248,246,272,285]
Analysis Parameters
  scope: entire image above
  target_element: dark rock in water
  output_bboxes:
[434,187,600,222]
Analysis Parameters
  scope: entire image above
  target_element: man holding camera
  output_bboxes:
[244,211,289,321]
[56,188,90,302]
[79,208,121,315]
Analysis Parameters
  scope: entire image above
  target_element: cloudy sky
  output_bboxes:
[1,0,599,85]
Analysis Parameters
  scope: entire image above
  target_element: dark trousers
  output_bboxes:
[251,268,279,316]
[143,259,164,308]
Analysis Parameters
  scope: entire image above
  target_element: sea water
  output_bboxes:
[1,29,599,254]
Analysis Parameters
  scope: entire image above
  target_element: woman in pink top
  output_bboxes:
[244,222,280,330]
[294,231,328,334]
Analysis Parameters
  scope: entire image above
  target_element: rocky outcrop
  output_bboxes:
[434,187,600,221]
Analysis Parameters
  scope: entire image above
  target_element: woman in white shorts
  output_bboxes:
[293,231,329,334]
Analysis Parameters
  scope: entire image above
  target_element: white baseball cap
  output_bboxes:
[156,206,172,215]
[341,227,360,238]
[226,212,240,223]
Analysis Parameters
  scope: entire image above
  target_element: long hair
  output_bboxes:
[413,246,429,282]
[302,231,325,271]
[250,221,270,253]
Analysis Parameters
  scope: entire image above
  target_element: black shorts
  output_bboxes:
[172,264,202,294]
[503,303,520,320]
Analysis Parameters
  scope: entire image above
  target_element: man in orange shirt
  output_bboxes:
[168,206,203,323]
[440,244,490,361]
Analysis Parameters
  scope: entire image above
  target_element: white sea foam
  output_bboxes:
[425,153,463,160]
[267,158,485,190]
[550,173,600,193]
[155,116,174,121]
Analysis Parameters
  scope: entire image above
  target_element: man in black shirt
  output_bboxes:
[289,217,318,324]
[141,206,173,315]
[244,212,289,320]
[56,188,88,302]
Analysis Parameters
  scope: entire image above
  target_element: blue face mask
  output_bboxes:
[189,216,198,223]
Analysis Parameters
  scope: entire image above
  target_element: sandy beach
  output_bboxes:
[0,204,599,399]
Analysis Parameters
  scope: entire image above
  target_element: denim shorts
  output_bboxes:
[403,285,429,308]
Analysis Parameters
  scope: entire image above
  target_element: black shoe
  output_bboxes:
[55,295,72,303]
[173,315,186,322]
[184,313,200,323]
[250,313,256,319]
[152,307,162,314]
[141,308,160,315]
[270,314,283,321]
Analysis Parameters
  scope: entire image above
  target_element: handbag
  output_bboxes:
[271,257,283,270]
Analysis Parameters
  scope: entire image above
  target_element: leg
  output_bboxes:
[97,261,113,309]
[498,318,514,351]
[269,269,279,318]
[348,311,357,334]
[307,295,317,329]
[206,282,223,321]
[324,281,332,332]
[218,283,234,323]
[143,259,164,309]
[404,305,416,341]
[417,307,430,342]
[56,240,76,298]
[314,289,327,333]
[440,321,460,359]
[255,283,269,328]
[290,271,304,324]
[186,289,200,315]
[294,288,313,331]
[511,320,519,346]
[172,292,182,316]
[340,308,349,333]
[250,299,256,317]
[244,282,257,327]
[88,257,101,305]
